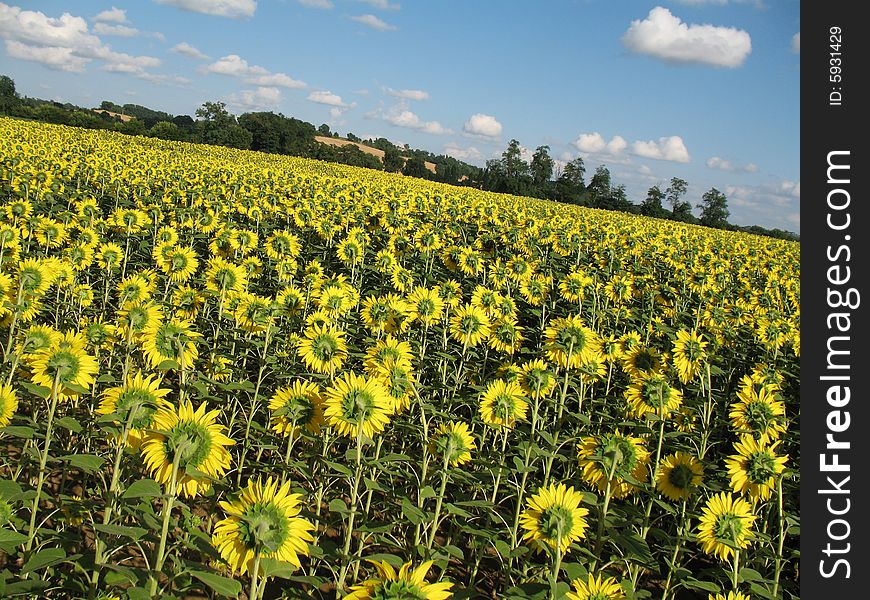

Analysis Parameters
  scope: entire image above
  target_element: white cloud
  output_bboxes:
[791,32,800,54]
[631,135,690,163]
[0,4,163,76]
[724,180,800,230]
[622,6,752,68]
[444,142,483,162]
[5,40,89,72]
[171,41,209,59]
[463,113,502,138]
[299,0,334,8]
[230,86,282,110]
[360,0,401,9]
[205,54,306,88]
[372,103,450,134]
[93,22,139,37]
[572,132,627,155]
[308,90,349,106]
[93,7,128,23]
[155,0,257,19]
[387,88,429,101]
[350,14,396,31]
[706,156,758,173]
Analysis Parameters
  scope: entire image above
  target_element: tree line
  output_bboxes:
[0,74,797,240]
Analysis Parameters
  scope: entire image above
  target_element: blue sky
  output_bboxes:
[0,0,800,232]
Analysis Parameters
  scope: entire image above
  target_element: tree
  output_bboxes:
[665,177,688,214]
[149,121,187,141]
[0,75,20,114]
[698,187,730,228]
[640,185,667,218]
[554,157,586,205]
[318,123,331,136]
[195,101,251,149]
[382,146,405,173]
[195,101,235,129]
[402,157,430,179]
[586,165,612,208]
[530,145,554,185]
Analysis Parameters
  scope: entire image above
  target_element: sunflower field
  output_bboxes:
[0,117,799,600]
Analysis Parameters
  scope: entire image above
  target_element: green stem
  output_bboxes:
[149,453,182,597]
[25,372,61,552]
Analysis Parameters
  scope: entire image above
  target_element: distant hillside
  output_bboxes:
[314,136,437,174]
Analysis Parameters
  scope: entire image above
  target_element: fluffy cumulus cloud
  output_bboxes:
[791,32,800,54]
[230,86,282,110]
[93,7,128,23]
[155,0,257,19]
[444,142,483,162]
[171,41,209,59]
[463,113,502,138]
[706,156,758,173]
[387,88,429,101]
[0,3,163,77]
[631,136,690,163]
[622,6,752,68]
[350,14,396,31]
[205,54,306,88]
[308,90,349,106]
[298,0,334,8]
[371,103,449,134]
[572,132,627,155]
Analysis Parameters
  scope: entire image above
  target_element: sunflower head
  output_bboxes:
[429,421,476,468]
[520,482,590,554]
[656,452,704,502]
[345,560,453,600]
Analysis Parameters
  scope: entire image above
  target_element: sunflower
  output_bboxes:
[435,280,462,309]
[269,381,325,438]
[543,315,601,369]
[696,492,756,561]
[621,345,666,379]
[0,383,18,428]
[656,452,704,501]
[428,421,476,468]
[577,431,650,499]
[205,258,248,295]
[624,373,683,420]
[141,319,201,371]
[297,324,348,375]
[708,593,751,600]
[233,293,277,334]
[97,242,124,271]
[16,324,62,361]
[16,258,57,298]
[478,379,528,429]
[96,372,172,449]
[140,400,235,498]
[322,372,392,439]
[449,303,491,348]
[29,341,99,400]
[519,482,589,554]
[559,270,593,305]
[116,274,154,308]
[363,335,414,375]
[728,376,786,443]
[171,286,204,320]
[276,285,306,317]
[211,476,315,576]
[406,286,444,325]
[566,573,626,600]
[345,560,453,600]
[519,359,557,399]
[159,246,199,283]
[671,329,708,384]
[725,437,788,502]
[373,361,416,414]
[488,318,524,355]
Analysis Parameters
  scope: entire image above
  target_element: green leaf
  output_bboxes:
[324,460,353,477]
[739,567,763,583]
[612,532,656,568]
[19,382,51,399]
[0,479,23,499]
[55,417,82,433]
[259,557,300,580]
[1,426,35,439]
[494,539,512,558]
[328,498,349,515]
[21,547,66,574]
[93,524,147,540]
[58,454,105,473]
[126,587,152,600]
[401,498,427,525]
[123,478,163,499]
[191,570,242,597]
[0,528,28,552]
